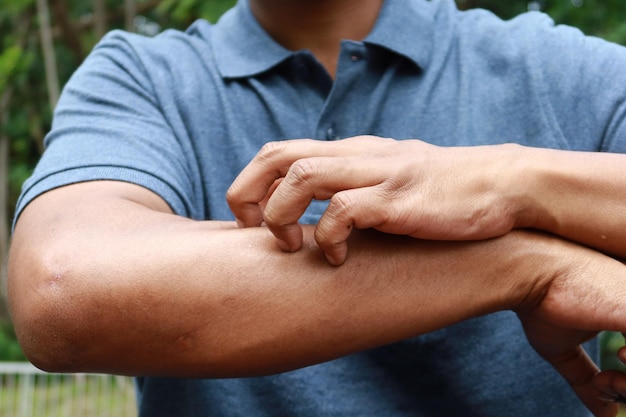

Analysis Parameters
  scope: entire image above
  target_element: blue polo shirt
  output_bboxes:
[15,0,626,415]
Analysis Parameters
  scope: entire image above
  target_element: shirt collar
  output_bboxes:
[211,0,436,79]
[211,0,293,79]
[364,0,436,70]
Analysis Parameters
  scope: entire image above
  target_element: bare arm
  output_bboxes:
[9,180,626,415]
[518,146,626,258]
[227,137,626,264]
[7,181,528,377]
[5,180,563,376]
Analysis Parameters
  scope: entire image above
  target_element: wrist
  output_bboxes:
[492,144,540,231]
[504,145,557,232]
[505,231,574,313]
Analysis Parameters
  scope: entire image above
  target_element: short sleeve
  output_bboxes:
[14,30,198,225]
[527,16,626,153]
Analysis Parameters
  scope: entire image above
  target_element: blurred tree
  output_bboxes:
[459,0,626,44]
[125,0,137,31]
[156,0,236,27]
[37,0,60,110]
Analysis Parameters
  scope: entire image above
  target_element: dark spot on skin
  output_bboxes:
[175,333,195,352]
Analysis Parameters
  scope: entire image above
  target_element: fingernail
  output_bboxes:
[597,394,626,404]
[597,394,619,403]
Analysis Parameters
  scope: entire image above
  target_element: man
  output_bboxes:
[8,0,626,416]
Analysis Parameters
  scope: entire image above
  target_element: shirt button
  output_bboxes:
[326,127,339,140]
[350,54,361,62]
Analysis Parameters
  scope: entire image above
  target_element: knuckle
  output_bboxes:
[381,175,412,198]
[314,225,342,248]
[328,192,355,222]
[256,141,285,163]
[225,182,240,204]
[315,217,351,251]
[262,204,284,226]
[286,159,318,187]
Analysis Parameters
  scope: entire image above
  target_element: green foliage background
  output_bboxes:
[1,0,625,361]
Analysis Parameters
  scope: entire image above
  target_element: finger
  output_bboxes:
[594,370,626,407]
[544,347,618,416]
[314,187,394,265]
[227,139,367,226]
[227,163,282,228]
[263,156,385,253]
[617,345,626,369]
[258,178,283,215]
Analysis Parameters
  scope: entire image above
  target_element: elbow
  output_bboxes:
[7,244,89,373]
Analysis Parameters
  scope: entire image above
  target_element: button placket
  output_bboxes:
[317,42,367,142]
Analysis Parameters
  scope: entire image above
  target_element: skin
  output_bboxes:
[8,180,626,417]
[249,0,383,77]
[228,137,626,265]
[8,1,626,416]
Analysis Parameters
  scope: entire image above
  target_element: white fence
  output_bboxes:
[0,362,136,417]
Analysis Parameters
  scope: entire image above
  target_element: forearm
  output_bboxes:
[226,137,626,267]
[9,185,553,378]
[515,145,626,259]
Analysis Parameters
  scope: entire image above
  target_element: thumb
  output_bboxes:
[546,346,619,417]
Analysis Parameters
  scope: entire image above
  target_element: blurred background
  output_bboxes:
[1,0,626,415]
